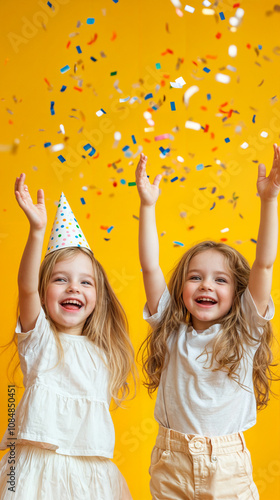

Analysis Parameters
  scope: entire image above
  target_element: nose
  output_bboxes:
[199,279,213,291]
[66,282,80,293]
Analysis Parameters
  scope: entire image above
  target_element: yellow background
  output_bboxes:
[1,0,280,498]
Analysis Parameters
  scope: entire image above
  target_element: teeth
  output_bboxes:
[197,298,216,303]
[61,300,82,306]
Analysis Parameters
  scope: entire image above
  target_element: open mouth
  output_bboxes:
[195,297,217,305]
[60,299,83,311]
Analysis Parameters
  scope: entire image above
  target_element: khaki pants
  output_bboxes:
[150,426,259,500]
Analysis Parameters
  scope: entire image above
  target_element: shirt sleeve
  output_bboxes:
[16,307,49,352]
[240,287,274,338]
[143,286,171,328]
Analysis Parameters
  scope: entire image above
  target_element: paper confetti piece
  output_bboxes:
[87,34,98,45]
[185,121,201,130]
[80,198,86,205]
[203,67,211,73]
[240,142,249,149]
[206,93,211,100]
[215,73,231,84]
[50,101,55,115]
[156,63,161,69]
[185,5,195,13]
[44,142,51,148]
[219,12,225,20]
[196,164,204,171]
[173,241,184,246]
[183,85,199,107]
[110,71,117,76]
[170,101,176,111]
[260,131,268,137]
[58,155,66,163]
[111,32,117,41]
[154,134,170,140]
[131,135,136,144]
[170,76,186,88]
[60,65,70,74]
[224,138,230,143]
[171,176,178,182]
[145,93,153,100]
[119,96,130,102]
[128,182,136,186]
[96,109,106,117]
[76,45,82,54]
[107,226,114,233]
[228,45,237,57]
[87,18,95,24]
[250,238,257,244]
[50,144,64,152]
[210,202,216,210]
[60,85,67,92]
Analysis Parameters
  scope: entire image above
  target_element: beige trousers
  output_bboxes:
[150,425,259,500]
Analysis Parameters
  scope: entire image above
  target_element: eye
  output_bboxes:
[189,275,201,281]
[216,278,227,283]
[54,277,66,283]
[81,280,94,286]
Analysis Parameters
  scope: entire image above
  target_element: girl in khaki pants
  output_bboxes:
[136,145,280,499]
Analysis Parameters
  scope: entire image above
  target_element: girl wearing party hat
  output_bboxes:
[0,174,135,500]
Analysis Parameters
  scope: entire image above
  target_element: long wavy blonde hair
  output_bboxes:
[5,247,136,406]
[141,241,278,410]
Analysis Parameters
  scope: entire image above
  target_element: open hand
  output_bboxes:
[257,144,280,201]
[135,153,162,206]
[15,173,47,231]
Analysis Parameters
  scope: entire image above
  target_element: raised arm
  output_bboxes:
[136,153,166,315]
[15,174,47,332]
[248,143,280,316]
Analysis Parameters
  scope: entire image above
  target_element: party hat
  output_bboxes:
[45,193,91,256]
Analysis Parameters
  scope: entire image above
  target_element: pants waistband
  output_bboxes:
[156,425,246,461]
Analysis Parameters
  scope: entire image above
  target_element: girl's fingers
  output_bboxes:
[153,174,162,187]
[37,189,45,205]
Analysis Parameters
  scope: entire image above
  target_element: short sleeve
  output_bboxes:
[16,307,49,352]
[143,286,170,328]
[241,287,274,336]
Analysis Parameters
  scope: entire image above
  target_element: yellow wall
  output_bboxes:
[1,0,280,498]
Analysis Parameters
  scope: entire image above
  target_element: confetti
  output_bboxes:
[219,12,225,20]
[203,67,211,73]
[171,176,178,182]
[145,93,153,100]
[60,65,70,74]
[202,0,211,5]
[173,241,184,246]
[76,45,82,54]
[44,142,51,148]
[122,145,129,152]
[156,63,161,69]
[210,202,216,210]
[260,131,268,137]
[170,101,176,110]
[131,135,136,144]
[96,109,106,116]
[183,85,199,107]
[50,101,55,115]
[240,142,249,149]
[184,5,195,13]
[80,198,86,205]
[110,71,117,76]
[228,45,237,57]
[170,76,186,88]
[128,182,136,186]
[58,155,66,163]
[154,134,170,140]
[114,131,121,141]
[50,144,64,152]
[215,73,231,84]
[119,96,131,102]
[224,138,230,143]
[206,93,211,100]
[196,164,204,171]
[107,226,114,233]
[221,228,229,233]
[86,18,95,24]
[250,238,257,244]
[185,121,201,130]
[60,85,67,92]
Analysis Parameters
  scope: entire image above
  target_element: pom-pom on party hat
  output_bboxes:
[45,193,91,256]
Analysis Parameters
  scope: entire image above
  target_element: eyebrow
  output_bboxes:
[187,269,232,279]
[51,271,94,279]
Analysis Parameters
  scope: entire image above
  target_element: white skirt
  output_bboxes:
[0,444,130,500]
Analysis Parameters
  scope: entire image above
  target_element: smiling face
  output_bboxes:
[44,252,96,335]
[182,249,235,331]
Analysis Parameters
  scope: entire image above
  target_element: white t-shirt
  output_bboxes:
[144,287,274,437]
[0,308,115,457]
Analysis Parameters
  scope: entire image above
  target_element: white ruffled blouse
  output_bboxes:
[0,308,115,457]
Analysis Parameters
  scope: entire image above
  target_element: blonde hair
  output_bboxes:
[4,247,136,406]
[140,241,278,410]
